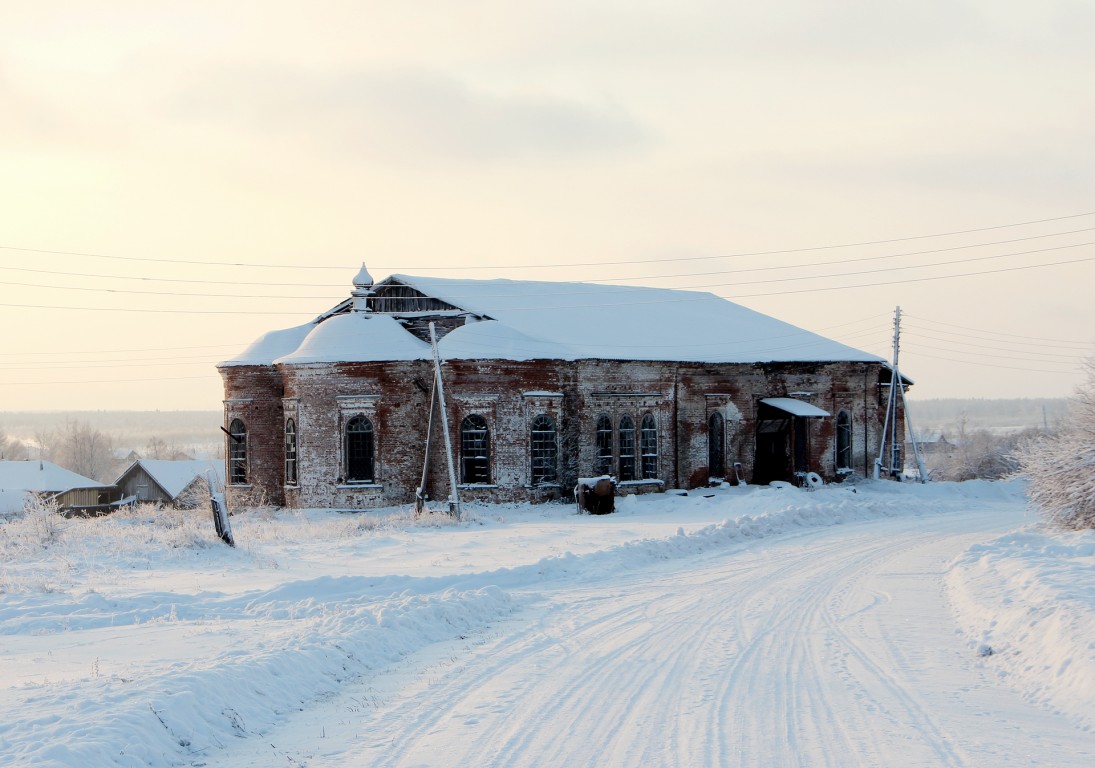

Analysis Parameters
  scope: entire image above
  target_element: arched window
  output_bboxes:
[595,414,613,476]
[461,414,490,484]
[836,410,853,471]
[640,413,658,479]
[228,418,247,485]
[530,414,558,485]
[285,418,298,485]
[618,415,636,481]
[346,415,375,483]
[708,412,725,479]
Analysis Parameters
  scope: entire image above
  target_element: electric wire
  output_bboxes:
[903,348,1082,375]
[6,224,1095,288]
[4,250,1094,311]
[902,338,1086,365]
[901,328,1091,360]
[902,314,1093,347]
[3,210,1094,270]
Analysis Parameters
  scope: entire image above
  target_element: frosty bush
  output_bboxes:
[926,426,1041,481]
[1017,361,1095,529]
[14,493,64,549]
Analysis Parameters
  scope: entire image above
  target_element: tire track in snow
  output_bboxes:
[208,500,1094,767]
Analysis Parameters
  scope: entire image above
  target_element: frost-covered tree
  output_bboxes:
[1017,361,1095,529]
[927,425,1040,481]
[0,425,31,461]
[35,420,120,483]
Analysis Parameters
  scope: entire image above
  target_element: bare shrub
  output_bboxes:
[1016,361,1095,529]
[926,425,1043,481]
[0,494,65,553]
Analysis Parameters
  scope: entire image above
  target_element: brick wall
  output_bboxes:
[221,357,900,509]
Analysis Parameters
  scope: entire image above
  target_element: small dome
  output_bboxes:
[353,263,374,289]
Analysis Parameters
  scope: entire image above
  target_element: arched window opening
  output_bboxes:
[708,412,725,479]
[595,414,613,476]
[228,418,247,485]
[461,414,490,484]
[346,415,375,483]
[530,414,558,485]
[640,413,658,480]
[618,415,636,481]
[836,410,853,471]
[285,418,298,485]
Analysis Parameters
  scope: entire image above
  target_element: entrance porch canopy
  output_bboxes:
[760,398,830,418]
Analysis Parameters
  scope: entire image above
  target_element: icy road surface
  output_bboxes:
[206,501,1093,768]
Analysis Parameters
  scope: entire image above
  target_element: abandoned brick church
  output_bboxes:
[218,266,906,509]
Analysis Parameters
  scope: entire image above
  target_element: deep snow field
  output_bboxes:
[1,480,1093,767]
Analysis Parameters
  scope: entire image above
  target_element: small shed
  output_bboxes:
[114,459,226,507]
[0,460,119,515]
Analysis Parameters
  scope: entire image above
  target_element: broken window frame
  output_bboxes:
[640,413,658,480]
[708,411,725,480]
[836,410,853,471]
[530,414,558,486]
[285,418,298,485]
[228,418,248,485]
[595,413,613,476]
[461,414,491,484]
[618,415,636,481]
[345,415,375,483]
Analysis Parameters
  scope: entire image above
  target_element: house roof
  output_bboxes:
[115,459,225,501]
[220,272,885,367]
[0,460,107,493]
[0,488,30,515]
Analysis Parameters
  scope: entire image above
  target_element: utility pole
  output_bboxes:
[429,322,461,519]
[874,307,928,483]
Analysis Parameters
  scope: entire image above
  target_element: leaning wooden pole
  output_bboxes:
[429,322,461,519]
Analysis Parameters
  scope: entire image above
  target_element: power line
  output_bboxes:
[690,241,1095,293]
[3,210,1094,271]
[903,348,1082,375]
[902,337,1087,364]
[4,253,1094,314]
[7,224,1095,288]
[716,255,1095,300]
[6,240,1094,305]
[591,226,1095,284]
[0,342,248,357]
[0,278,343,301]
[0,301,312,315]
[0,374,217,386]
[0,263,344,288]
[903,326,1092,357]
[903,314,1093,347]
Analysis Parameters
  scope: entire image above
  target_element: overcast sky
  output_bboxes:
[2,1,1093,413]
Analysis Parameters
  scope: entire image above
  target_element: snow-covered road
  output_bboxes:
[207,502,1093,768]
[5,482,1095,767]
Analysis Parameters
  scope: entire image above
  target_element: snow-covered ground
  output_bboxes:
[2,481,1093,766]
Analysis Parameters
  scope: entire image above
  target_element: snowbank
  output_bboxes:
[947,522,1095,729]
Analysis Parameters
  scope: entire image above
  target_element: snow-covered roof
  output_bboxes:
[760,398,831,418]
[0,460,107,492]
[275,313,430,364]
[220,273,885,367]
[117,459,225,501]
[0,488,30,515]
[219,323,316,368]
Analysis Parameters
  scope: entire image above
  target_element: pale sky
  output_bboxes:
[2,1,1093,412]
